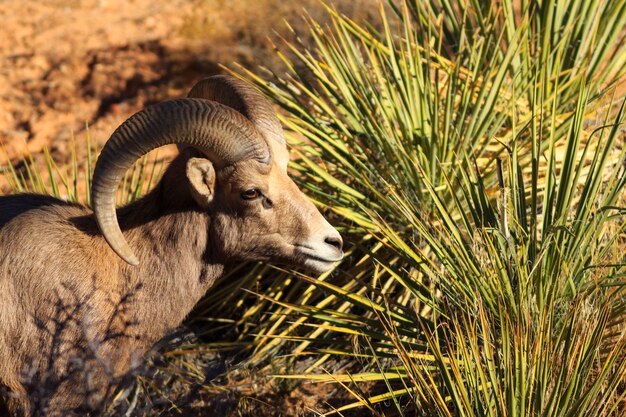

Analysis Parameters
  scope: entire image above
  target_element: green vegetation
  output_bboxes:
[231,0,626,414]
[3,0,626,415]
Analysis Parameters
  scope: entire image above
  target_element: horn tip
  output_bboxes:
[124,253,140,266]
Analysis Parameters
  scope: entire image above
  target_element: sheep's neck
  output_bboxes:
[112,169,224,347]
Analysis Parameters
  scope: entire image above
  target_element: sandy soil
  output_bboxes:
[1,0,191,164]
[0,0,373,193]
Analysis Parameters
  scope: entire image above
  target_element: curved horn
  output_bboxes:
[91,98,269,266]
[188,75,290,170]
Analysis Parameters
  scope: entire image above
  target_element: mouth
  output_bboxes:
[293,244,343,273]
[294,244,343,263]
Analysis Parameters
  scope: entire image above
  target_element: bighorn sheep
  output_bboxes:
[0,75,343,416]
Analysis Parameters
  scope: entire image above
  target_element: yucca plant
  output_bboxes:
[200,0,626,414]
[211,0,625,349]
[272,90,626,415]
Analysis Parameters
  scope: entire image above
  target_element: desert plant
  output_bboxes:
[216,0,626,415]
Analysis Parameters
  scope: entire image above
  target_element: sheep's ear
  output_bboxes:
[186,157,216,209]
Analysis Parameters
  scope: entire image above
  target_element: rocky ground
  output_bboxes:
[0,0,374,192]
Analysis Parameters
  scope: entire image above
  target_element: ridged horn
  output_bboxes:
[188,75,290,170]
[91,98,269,266]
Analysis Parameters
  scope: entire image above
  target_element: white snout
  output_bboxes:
[297,222,343,273]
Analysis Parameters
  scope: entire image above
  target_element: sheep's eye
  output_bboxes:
[241,188,261,200]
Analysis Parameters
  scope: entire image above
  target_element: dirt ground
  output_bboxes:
[0,0,374,193]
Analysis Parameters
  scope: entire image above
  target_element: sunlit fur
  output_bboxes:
[0,148,342,416]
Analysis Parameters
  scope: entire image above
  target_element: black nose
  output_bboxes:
[325,236,343,252]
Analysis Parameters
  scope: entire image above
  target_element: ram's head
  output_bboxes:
[90,75,343,272]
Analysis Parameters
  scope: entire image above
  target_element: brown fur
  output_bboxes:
[0,148,341,416]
